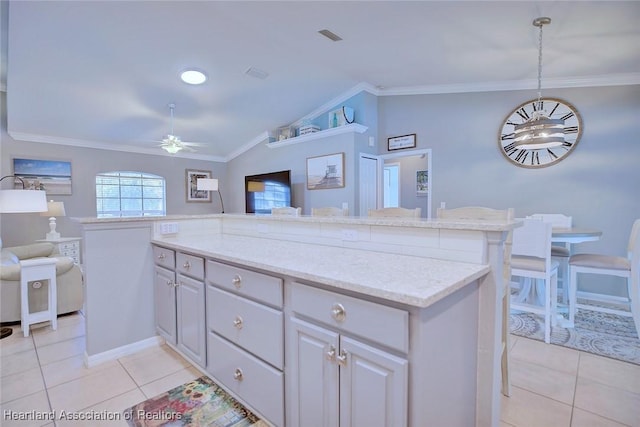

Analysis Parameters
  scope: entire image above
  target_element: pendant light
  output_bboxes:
[513,17,564,150]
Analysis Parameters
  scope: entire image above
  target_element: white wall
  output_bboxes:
[0,93,227,246]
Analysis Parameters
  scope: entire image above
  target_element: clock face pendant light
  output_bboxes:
[498,17,583,168]
[513,17,564,150]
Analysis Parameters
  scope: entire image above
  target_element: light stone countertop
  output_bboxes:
[152,234,491,309]
[75,213,520,232]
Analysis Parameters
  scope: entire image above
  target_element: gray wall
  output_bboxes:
[378,85,640,260]
[2,85,639,294]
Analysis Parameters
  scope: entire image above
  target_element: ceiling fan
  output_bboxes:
[158,103,204,154]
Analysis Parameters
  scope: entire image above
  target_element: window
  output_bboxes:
[96,171,166,218]
[252,180,291,214]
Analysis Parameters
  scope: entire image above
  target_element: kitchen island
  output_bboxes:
[75,213,518,427]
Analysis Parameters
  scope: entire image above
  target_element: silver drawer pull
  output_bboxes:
[157,253,166,260]
[233,368,244,381]
[326,345,336,362]
[331,303,346,322]
[233,316,243,329]
[232,274,242,288]
[336,349,348,366]
[182,260,191,270]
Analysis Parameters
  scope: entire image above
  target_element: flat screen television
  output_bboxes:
[245,170,292,214]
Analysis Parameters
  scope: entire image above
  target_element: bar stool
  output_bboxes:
[20,258,58,337]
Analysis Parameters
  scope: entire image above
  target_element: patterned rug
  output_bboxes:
[510,307,640,365]
[125,376,268,427]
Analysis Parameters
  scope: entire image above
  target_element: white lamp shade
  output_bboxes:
[247,181,266,192]
[40,200,66,217]
[0,190,48,213]
[197,178,219,191]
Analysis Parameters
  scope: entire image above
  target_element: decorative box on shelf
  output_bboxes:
[298,124,320,135]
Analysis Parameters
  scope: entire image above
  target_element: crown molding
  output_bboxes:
[377,73,640,96]
[8,131,226,162]
[224,131,272,162]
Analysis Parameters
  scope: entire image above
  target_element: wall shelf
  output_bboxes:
[266,123,368,149]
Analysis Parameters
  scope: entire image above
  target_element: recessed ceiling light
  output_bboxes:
[180,69,207,85]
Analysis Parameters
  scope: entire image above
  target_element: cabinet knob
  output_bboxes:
[166,280,173,287]
[233,316,243,329]
[183,260,191,270]
[336,349,348,366]
[174,281,181,288]
[233,368,244,381]
[326,345,336,362]
[331,303,346,322]
[232,274,242,288]
[157,253,166,260]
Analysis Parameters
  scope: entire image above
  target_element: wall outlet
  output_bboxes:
[159,222,178,235]
[341,229,358,241]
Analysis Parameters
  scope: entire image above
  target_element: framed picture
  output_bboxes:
[306,152,345,190]
[416,170,428,196]
[186,169,212,202]
[388,133,416,151]
[13,158,72,195]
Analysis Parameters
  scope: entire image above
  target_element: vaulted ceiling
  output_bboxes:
[4,1,640,161]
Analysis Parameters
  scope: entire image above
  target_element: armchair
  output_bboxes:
[1,242,84,323]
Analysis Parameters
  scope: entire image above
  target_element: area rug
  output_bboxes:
[510,307,640,365]
[125,375,268,427]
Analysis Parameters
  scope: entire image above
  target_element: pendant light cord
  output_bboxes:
[536,22,544,110]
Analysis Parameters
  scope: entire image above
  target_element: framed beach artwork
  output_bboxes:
[186,169,212,202]
[12,158,72,195]
[306,152,345,190]
[416,170,428,196]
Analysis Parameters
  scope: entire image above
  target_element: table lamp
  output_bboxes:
[0,175,48,339]
[197,178,225,213]
[40,200,66,240]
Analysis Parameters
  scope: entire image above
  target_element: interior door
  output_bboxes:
[358,154,380,216]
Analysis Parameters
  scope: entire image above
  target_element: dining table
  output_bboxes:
[552,227,603,246]
[551,227,603,328]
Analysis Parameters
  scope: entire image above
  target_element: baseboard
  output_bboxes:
[84,335,165,368]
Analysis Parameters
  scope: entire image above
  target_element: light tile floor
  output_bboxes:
[1,313,639,427]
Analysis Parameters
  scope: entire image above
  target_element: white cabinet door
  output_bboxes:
[339,336,408,427]
[176,273,206,366]
[288,317,339,427]
[154,266,176,344]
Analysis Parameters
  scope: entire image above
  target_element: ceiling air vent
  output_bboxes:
[318,29,343,42]
[245,66,269,80]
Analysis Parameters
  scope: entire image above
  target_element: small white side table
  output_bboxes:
[20,258,58,337]
[36,237,82,264]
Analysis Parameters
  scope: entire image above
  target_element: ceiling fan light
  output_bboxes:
[180,69,207,85]
[162,143,183,154]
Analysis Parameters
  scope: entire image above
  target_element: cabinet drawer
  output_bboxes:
[153,246,175,270]
[176,252,204,280]
[290,282,409,353]
[207,332,284,427]
[206,260,283,308]
[58,242,79,251]
[207,286,283,369]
